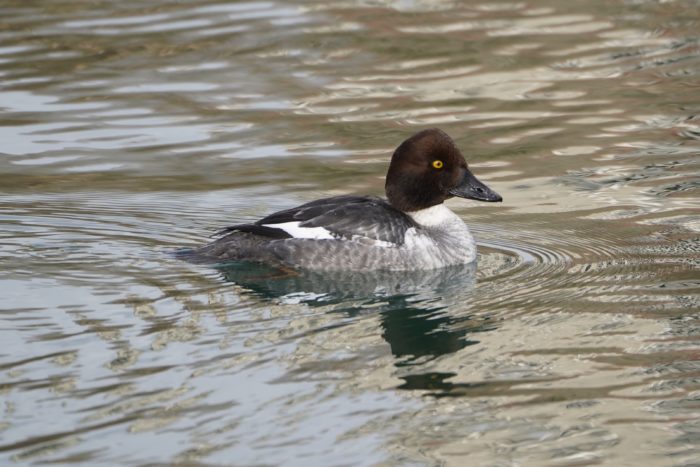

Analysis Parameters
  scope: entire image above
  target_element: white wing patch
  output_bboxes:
[263,221,335,240]
[263,221,398,247]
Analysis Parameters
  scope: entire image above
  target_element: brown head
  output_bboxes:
[385,128,502,212]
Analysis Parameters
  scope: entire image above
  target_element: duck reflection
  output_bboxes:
[217,261,477,303]
[216,262,499,392]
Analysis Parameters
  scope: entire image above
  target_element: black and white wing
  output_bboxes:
[218,195,416,246]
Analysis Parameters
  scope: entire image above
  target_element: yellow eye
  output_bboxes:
[432,160,444,169]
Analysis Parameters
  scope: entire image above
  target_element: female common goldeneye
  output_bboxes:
[187,128,502,271]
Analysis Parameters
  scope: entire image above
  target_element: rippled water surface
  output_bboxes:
[1,0,699,465]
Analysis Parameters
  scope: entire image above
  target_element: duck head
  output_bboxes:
[385,128,502,212]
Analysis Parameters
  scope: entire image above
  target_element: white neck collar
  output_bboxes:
[406,204,459,227]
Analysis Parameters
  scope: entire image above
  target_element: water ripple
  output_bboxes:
[1,0,699,464]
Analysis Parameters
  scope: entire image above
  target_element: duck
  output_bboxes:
[186,128,502,271]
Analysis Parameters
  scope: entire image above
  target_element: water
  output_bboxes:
[1,0,699,465]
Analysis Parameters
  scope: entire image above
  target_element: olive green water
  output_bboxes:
[1,0,699,465]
